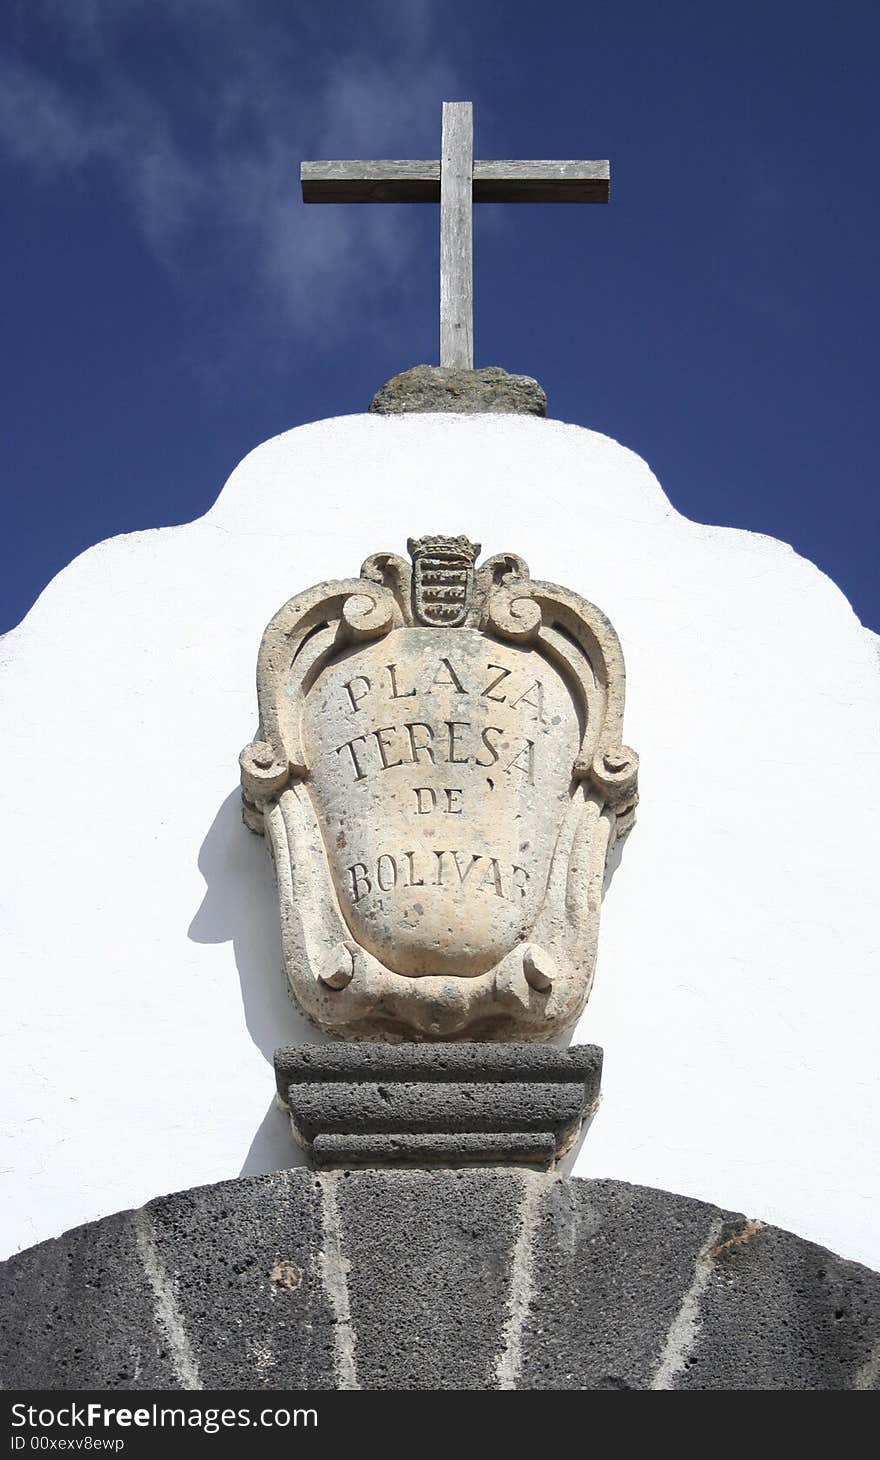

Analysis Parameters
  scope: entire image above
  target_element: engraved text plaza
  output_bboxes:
[331,655,545,785]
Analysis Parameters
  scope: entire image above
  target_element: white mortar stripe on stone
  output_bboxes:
[494,1170,546,1390]
[133,1207,202,1391]
[852,1339,880,1390]
[650,1216,724,1391]
[318,1172,360,1391]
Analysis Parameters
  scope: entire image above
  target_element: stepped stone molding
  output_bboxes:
[240,537,638,1041]
[1,1172,877,1391]
[274,1042,603,1166]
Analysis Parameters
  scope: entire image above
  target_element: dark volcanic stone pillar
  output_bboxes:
[329,1168,523,1390]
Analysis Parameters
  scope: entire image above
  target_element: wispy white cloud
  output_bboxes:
[0,57,117,170]
[0,1,462,349]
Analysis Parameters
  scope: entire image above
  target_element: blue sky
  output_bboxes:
[2,0,878,632]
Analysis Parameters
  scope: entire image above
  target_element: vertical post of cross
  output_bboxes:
[440,102,474,369]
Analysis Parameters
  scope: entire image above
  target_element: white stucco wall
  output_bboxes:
[1,413,878,1268]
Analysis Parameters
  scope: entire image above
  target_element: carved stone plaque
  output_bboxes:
[240,538,638,1040]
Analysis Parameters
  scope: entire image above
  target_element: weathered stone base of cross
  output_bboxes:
[274,1042,602,1168]
[370,364,548,415]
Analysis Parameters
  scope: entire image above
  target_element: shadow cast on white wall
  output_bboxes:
[188,788,332,1179]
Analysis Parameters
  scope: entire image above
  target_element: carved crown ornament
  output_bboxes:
[240,536,638,1041]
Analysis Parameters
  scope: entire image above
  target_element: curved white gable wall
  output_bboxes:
[1,414,878,1267]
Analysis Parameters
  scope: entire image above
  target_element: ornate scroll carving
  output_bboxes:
[240,537,638,1040]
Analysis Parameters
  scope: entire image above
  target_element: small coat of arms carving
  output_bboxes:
[408,534,478,627]
[240,536,638,1041]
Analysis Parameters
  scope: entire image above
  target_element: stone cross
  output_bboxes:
[301,101,609,370]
